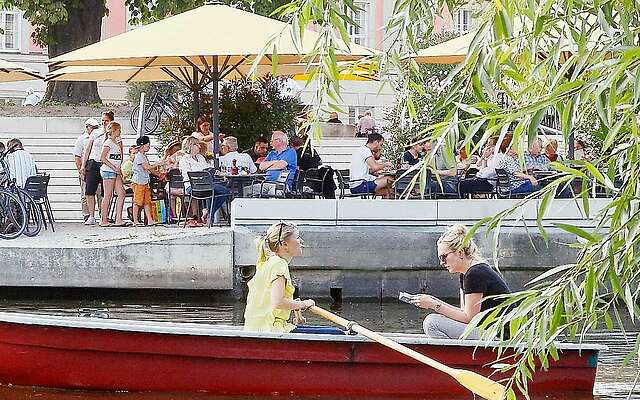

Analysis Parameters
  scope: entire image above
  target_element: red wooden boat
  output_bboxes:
[0,312,603,397]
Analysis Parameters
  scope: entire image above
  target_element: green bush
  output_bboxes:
[158,76,302,152]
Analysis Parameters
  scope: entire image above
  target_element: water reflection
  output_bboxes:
[0,299,637,399]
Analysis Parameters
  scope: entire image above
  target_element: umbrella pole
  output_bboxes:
[193,67,201,124]
[212,55,220,169]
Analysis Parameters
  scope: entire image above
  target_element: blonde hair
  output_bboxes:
[256,221,298,264]
[182,136,200,153]
[106,121,121,137]
[437,224,483,260]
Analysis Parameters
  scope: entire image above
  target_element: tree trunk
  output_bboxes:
[44,0,106,104]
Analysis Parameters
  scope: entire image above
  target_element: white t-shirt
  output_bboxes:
[100,138,123,174]
[72,132,91,158]
[132,152,150,185]
[219,151,257,173]
[191,131,213,152]
[179,154,211,189]
[349,145,376,188]
[88,128,106,162]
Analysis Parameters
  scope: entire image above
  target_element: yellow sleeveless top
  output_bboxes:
[243,255,296,333]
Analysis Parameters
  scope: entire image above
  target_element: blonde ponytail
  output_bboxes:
[255,221,299,265]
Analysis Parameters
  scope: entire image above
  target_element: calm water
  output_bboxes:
[0,298,637,400]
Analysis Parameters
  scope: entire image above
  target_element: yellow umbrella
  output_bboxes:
[409,33,473,64]
[46,64,314,83]
[0,59,43,82]
[48,3,377,158]
[293,62,379,81]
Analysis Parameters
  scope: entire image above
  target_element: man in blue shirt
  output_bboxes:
[259,131,297,191]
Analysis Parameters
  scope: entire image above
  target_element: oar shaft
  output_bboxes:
[310,306,452,373]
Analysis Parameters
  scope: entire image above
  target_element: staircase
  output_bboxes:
[0,117,158,222]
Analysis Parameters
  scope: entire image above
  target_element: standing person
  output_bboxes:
[410,224,511,339]
[355,110,376,137]
[244,221,319,333]
[5,138,37,188]
[81,110,114,225]
[121,146,137,187]
[73,118,100,221]
[99,122,126,227]
[245,136,270,163]
[219,136,257,173]
[132,136,166,226]
[349,132,394,197]
[191,115,214,152]
[259,131,298,192]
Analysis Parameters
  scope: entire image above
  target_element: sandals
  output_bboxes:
[112,222,132,227]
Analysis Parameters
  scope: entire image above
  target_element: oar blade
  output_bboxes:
[452,369,506,400]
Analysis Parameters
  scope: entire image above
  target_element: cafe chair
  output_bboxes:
[335,169,372,199]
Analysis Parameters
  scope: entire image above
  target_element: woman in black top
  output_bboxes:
[410,224,510,339]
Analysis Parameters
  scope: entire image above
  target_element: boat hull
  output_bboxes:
[0,313,600,396]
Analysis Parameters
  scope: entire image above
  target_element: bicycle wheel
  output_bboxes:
[17,190,42,237]
[131,105,161,134]
[0,189,27,240]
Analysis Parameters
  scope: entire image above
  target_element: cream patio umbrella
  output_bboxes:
[409,33,473,64]
[0,59,44,82]
[48,2,378,159]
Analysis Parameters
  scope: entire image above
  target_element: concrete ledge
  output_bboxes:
[0,226,233,290]
[232,198,611,227]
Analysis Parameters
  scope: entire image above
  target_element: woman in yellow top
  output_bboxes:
[244,221,343,334]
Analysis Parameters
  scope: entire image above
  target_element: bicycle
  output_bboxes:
[130,91,180,135]
[0,151,43,238]
[0,187,27,240]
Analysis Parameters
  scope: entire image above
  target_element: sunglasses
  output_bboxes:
[438,250,456,264]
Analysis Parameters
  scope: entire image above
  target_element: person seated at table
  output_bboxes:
[459,142,498,197]
[245,136,270,163]
[290,135,322,171]
[191,115,214,152]
[523,137,550,171]
[327,112,342,124]
[219,136,257,173]
[410,224,511,339]
[572,138,587,160]
[544,138,560,162]
[349,132,394,197]
[179,136,231,226]
[259,131,298,192]
[422,139,458,195]
[496,134,541,194]
[402,137,422,166]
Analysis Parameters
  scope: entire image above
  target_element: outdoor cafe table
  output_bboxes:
[220,173,267,198]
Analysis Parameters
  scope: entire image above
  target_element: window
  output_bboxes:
[347,2,369,46]
[348,106,375,125]
[0,11,20,52]
[454,9,473,34]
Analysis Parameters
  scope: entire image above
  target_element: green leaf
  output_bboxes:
[584,267,596,312]
[552,223,599,243]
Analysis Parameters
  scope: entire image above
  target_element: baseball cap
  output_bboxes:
[85,118,99,128]
[136,135,151,147]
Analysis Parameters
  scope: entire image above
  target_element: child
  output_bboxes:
[99,122,126,227]
[132,136,165,226]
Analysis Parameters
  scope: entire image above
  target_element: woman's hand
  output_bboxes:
[410,294,440,310]
[301,299,315,311]
[294,310,306,325]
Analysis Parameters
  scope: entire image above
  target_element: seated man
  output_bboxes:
[349,132,393,197]
[523,137,550,171]
[5,138,37,188]
[219,136,257,173]
[327,112,342,124]
[244,136,270,163]
[422,140,458,195]
[256,131,297,195]
[496,134,540,194]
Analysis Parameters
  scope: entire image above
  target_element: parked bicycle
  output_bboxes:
[130,91,181,135]
[0,151,43,239]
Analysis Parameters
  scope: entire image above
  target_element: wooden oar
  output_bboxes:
[310,306,506,400]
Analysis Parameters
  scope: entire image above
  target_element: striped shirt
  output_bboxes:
[6,149,37,188]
